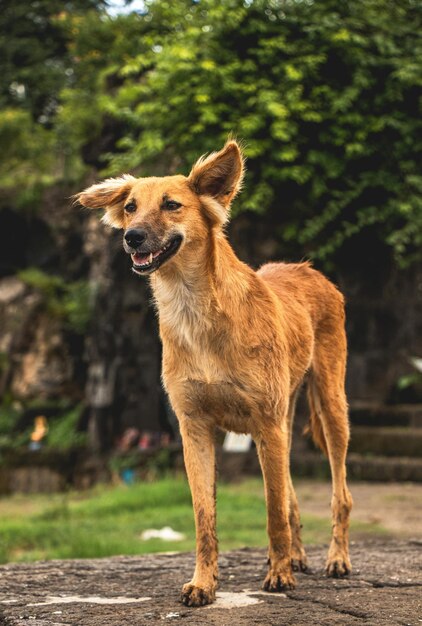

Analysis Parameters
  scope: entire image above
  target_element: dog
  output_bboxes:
[76,139,352,607]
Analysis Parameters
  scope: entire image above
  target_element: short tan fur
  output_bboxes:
[76,140,352,607]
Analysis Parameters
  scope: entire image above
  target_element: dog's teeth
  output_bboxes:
[149,253,153,263]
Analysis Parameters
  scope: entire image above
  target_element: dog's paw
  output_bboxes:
[291,546,309,573]
[263,567,296,592]
[181,582,216,607]
[291,556,309,573]
[325,557,351,578]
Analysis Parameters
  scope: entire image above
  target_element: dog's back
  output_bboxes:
[258,260,345,332]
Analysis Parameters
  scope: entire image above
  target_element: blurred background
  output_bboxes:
[0,0,421,563]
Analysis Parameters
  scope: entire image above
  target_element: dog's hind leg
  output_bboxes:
[286,389,308,572]
[254,421,296,591]
[288,476,308,572]
[308,326,353,577]
[179,416,218,606]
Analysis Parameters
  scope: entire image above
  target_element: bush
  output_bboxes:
[63,0,422,266]
[1,0,421,266]
[19,268,92,334]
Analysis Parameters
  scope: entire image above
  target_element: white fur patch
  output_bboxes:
[78,175,136,228]
[200,195,229,225]
[83,174,136,199]
[100,206,124,228]
[153,273,209,349]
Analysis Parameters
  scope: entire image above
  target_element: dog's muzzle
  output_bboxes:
[124,232,183,275]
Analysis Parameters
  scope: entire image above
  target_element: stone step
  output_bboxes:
[349,403,422,428]
[290,452,422,482]
[219,449,422,482]
[349,426,422,457]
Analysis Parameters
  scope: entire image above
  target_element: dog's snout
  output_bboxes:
[124,228,147,249]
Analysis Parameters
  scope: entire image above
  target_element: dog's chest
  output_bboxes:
[156,275,283,430]
[155,278,210,349]
[164,352,277,433]
[180,378,259,433]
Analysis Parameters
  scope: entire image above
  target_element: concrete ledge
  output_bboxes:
[0,541,421,625]
[219,449,422,481]
[349,427,422,457]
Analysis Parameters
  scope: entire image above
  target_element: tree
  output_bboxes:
[1,0,422,265]
[0,0,106,204]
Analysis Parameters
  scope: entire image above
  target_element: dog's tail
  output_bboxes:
[303,375,328,456]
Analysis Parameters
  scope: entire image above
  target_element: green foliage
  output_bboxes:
[0,402,26,449]
[397,373,422,390]
[19,268,92,334]
[109,448,174,480]
[1,0,421,264]
[395,358,422,402]
[0,1,106,203]
[47,406,86,450]
[0,109,57,204]
[0,0,105,116]
[0,399,85,452]
[108,452,142,474]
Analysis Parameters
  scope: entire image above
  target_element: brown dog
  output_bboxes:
[76,140,352,607]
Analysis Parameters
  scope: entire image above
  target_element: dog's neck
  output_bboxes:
[149,230,253,347]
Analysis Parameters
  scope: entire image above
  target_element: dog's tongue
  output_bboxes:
[134,252,151,264]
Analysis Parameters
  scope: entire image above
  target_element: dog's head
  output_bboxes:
[75,140,244,275]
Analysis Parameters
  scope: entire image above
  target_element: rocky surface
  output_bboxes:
[0,540,420,625]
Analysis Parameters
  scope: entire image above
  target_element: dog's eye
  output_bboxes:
[163,199,182,211]
[124,201,137,213]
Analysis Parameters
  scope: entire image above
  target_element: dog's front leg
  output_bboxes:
[254,423,296,592]
[179,416,217,607]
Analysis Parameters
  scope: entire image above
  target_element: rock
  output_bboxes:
[0,278,39,356]
[0,541,420,625]
[10,313,72,401]
[0,277,25,304]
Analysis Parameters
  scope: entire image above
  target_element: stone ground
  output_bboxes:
[0,540,421,626]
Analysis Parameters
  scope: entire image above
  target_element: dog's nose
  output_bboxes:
[124,228,147,249]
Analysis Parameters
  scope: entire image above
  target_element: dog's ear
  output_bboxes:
[188,140,245,223]
[74,175,136,228]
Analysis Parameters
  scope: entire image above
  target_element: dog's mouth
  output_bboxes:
[131,235,183,275]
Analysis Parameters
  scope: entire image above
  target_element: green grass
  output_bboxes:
[0,477,387,564]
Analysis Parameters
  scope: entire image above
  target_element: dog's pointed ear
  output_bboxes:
[188,140,245,222]
[73,175,136,228]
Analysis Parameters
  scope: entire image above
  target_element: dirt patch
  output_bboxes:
[0,541,420,625]
[295,480,422,537]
